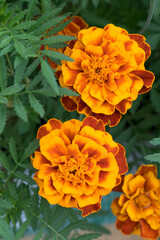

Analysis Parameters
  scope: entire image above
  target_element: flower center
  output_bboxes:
[58,157,88,186]
[84,56,115,86]
[135,193,151,209]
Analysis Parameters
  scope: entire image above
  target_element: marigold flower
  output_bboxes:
[31,116,128,216]
[111,165,160,239]
[56,24,155,126]
[40,16,88,69]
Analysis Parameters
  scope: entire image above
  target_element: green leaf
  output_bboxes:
[21,139,39,161]
[0,199,14,210]
[9,136,18,164]
[0,84,25,95]
[14,171,35,185]
[0,56,7,90]
[92,0,99,7]
[0,43,13,57]
[40,35,76,45]
[74,233,102,240]
[28,93,45,118]
[0,105,7,134]
[126,135,137,157]
[47,19,73,36]
[14,20,35,30]
[14,39,26,58]
[24,58,41,78]
[145,153,160,162]
[0,95,7,103]
[14,96,28,122]
[35,13,70,35]
[150,137,160,145]
[80,222,110,235]
[26,0,38,20]
[40,59,59,94]
[0,150,10,171]
[33,226,45,240]
[0,36,12,48]
[9,10,28,27]
[41,0,52,12]
[40,49,74,62]
[0,218,15,240]
[28,72,43,89]
[59,87,79,96]
[0,170,6,179]
[14,60,28,84]
[15,218,31,240]
[60,220,86,235]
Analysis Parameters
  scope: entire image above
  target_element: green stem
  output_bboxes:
[139,0,156,34]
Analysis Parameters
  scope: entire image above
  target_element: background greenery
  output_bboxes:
[0,0,160,239]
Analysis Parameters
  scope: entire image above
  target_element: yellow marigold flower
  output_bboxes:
[56,24,155,126]
[40,16,88,69]
[111,165,160,239]
[31,116,128,217]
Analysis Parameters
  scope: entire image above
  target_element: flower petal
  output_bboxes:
[140,219,160,240]
[61,96,79,111]
[115,144,128,175]
[85,45,103,57]
[32,151,51,170]
[62,63,80,86]
[82,116,105,132]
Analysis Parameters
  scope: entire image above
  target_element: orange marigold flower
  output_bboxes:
[111,165,160,239]
[40,16,88,69]
[56,24,155,126]
[31,116,128,217]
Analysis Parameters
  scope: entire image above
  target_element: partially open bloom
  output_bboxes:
[111,165,160,239]
[40,16,88,69]
[31,116,128,216]
[56,24,155,126]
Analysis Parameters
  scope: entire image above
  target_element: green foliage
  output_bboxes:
[0,0,160,239]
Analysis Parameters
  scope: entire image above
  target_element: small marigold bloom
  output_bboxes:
[56,24,155,126]
[40,16,88,69]
[111,165,160,240]
[31,116,128,217]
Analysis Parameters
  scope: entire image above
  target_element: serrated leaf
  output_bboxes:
[32,88,58,96]
[47,19,73,36]
[137,116,160,129]
[74,233,101,240]
[14,96,28,122]
[80,222,110,235]
[0,42,13,57]
[0,218,15,240]
[0,56,7,90]
[145,153,160,162]
[150,137,160,145]
[0,150,10,171]
[15,218,31,240]
[0,36,12,48]
[26,0,38,20]
[22,139,39,161]
[40,59,59,94]
[14,20,35,30]
[28,72,43,89]
[14,39,26,58]
[0,84,25,95]
[0,95,7,103]
[9,136,18,164]
[0,199,14,210]
[0,105,7,133]
[28,93,45,118]
[41,0,52,12]
[40,35,76,45]
[40,49,74,62]
[14,60,28,84]
[14,171,35,185]
[35,13,70,35]
[24,58,41,78]
[9,10,28,27]
[17,34,40,41]
[59,87,79,96]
